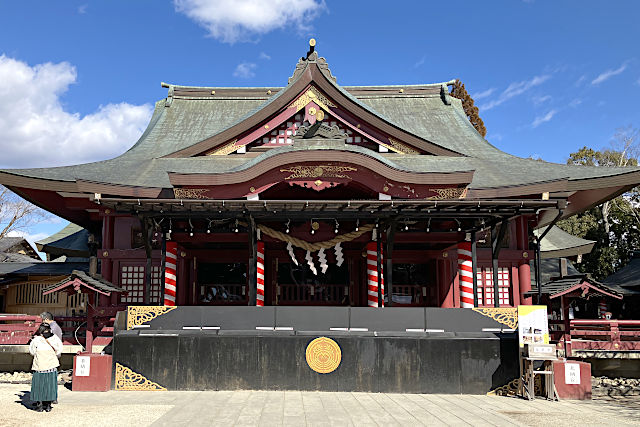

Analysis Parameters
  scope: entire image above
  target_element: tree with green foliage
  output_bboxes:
[449,80,487,137]
[558,126,640,279]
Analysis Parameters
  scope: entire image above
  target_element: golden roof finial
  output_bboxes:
[305,38,316,59]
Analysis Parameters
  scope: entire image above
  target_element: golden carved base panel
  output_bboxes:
[115,363,166,391]
[472,307,518,330]
[306,337,342,374]
[289,86,336,112]
[127,306,177,330]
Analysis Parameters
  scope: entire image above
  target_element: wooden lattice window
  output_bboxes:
[476,267,511,307]
[252,112,376,150]
[260,114,303,146]
[15,283,59,305]
[120,264,162,304]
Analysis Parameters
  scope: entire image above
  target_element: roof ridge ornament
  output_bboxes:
[288,38,337,85]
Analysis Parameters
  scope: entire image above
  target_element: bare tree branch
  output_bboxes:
[0,185,47,240]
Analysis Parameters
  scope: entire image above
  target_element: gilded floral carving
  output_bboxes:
[472,307,518,330]
[173,188,208,200]
[115,363,166,391]
[127,305,177,330]
[280,165,356,180]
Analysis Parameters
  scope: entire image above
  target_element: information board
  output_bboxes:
[75,356,91,377]
[565,363,581,385]
[518,305,549,348]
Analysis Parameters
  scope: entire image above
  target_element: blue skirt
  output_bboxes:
[31,370,58,402]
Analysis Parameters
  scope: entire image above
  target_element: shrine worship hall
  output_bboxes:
[2,40,639,393]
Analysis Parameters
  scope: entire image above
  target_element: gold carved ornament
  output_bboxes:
[115,363,166,391]
[427,187,468,200]
[306,337,342,374]
[472,307,518,330]
[280,165,357,180]
[289,86,336,113]
[173,188,208,200]
[379,137,420,155]
[127,306,177,330]
[207,139,239,156]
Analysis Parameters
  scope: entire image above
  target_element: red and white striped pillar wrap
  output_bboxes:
[163,241,178,306]
[380,251,385,307]
[598,299,607,319]
[366,242,384,307]
[457,241,474,308]
[256,241,265,307]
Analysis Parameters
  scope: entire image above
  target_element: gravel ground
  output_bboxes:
[1,383,639,426]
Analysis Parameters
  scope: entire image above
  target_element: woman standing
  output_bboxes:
[29,323,63,412]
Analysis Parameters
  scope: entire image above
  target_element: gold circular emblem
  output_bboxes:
[443,252,448,258]
[314,180,323,187]
[309,38,316,47]
[306,337,341,374]
[523,251,529,259]
[313,166,324,177]
[316,110,325,121]
[249,186,256,193]
[308,106,317,116]
[311,221,320,231]
[102,251,109,257]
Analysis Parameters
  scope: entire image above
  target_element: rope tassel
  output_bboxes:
[287,242,298,265]
[318,248,328,274]
[305,250,318,275]
[334,242,344,267]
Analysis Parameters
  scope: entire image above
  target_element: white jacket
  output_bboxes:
[29,335,63,371]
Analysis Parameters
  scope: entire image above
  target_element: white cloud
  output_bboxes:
[259,52,271,60]
[569,98,582,108]
[531,109,557,128]
[480,74,551,110]
[174,0,325,43]
[233,62,257,79]
[532,94,552,106]
[413,56,426,68]
[575,74,587,87]
[591,63,627,85]
[78,4,88,14]
[473,88,495,100]
[0,55,152,169]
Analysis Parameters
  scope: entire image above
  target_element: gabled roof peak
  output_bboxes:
[288,39,337,85]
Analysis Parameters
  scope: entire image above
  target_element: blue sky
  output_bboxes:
[0,0,639,252]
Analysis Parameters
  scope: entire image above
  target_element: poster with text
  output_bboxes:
[518,305,549,348]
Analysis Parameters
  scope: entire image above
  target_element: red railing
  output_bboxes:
[277,283,349,305]
[0,315,40,344]
[569,319,640,352]
[0,311,117,350]
[391,285,424,306]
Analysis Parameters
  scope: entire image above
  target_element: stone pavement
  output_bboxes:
[0,383,638,426]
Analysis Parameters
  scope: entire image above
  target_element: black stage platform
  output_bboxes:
[113,307,519,394]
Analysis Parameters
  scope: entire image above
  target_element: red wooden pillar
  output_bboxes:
[515,217,532,305]
[177,248,189,306]
[100,214,116,306]
[437,257,455,308]
[86,293,95,353]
